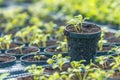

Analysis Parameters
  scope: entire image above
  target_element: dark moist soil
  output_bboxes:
[46,47,62,53]
[97,46,113,52]
[7,47,38,54]
[17,76,33,80]
[0,56,14,63]
[23,55,49,61]
[44,63,71,74]
[94,61,112,70]
[111,72,120,79]
[107,37,120,43]
[66,23,100,33]
[10,43,22,48]
[104,32,115,39]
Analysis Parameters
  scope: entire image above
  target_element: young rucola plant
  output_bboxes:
[0,73,9,80]
[4,12,28,33]
[14,44,25,54]
[0,34,12,49]
[44,21,57,34]
[15,26,42,43]
[32,52,47,61]
[95,56,109,69]
[47,54,69,71]
[67,15,89,32]
[30,33,50,47]
[55,38,68,52]
[110,56,120,71]
[98,28,107,51]
[88,68,114,80]
[55,26,66,41]
[68,60,113,80]
[26,64,48,80]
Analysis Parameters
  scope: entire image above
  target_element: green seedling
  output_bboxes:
[15,26,43,43]
[26,64,47,80]
[67,15,89,32]
[55,38,68,52]
[55,26,65,41]
[110,56,120,71]
[88,68,114,80]
[4,12,29,32]
[0,73,9,80]
[47,54,69,71]
[34,54,47,61]
[0,34,12,49]
[30,33,50,47]
[95,56,108,69]
[44,21,57,34]
[98,29,107,51]
[14,45,25,54]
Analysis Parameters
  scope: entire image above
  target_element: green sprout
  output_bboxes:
[98,29,107,51]
[69,60,86,80]
[14,44,25,54]
[55,26,65,41]
[34,54,47,61]
[55,39,68,52]
[88,68,114,80]
[15,26,43,43]
[47,54,69,71]
[67,15,89,32]
[95,56,108,69]
[26,64,47,80]
[110,56,120,71]
[0,34,12,49]
[30,33,50,47]
[0,73,9,80]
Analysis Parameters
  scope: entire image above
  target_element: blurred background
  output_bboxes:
[0,0,120,36]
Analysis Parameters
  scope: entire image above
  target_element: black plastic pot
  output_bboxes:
[0,49,6,54]
[5,46,40,59]
[64,22,101,64]
[39,47,46,52]
[20,53,52,66]
[0,55,16,68]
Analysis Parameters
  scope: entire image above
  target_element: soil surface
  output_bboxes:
[44,63,71,74]
[17,75,33,80]
[94,60,112,70]
[66,23,100,33]
[10,43,23,48]
[46,47,62,53]
[104,32,115,39]
[23,55,49,61]
[107,37,120,43]
[111,72,120,79]
[7,47,38,54]
[97,46,114,52]
[0,56,14,63]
